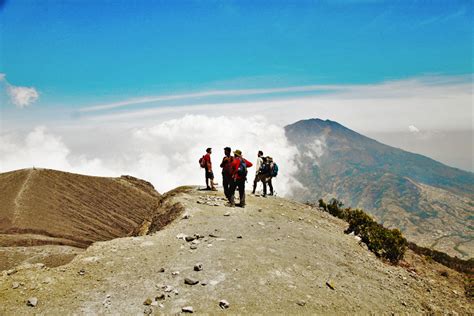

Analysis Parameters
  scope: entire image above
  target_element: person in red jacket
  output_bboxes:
[220,147,234,200]
[203,148,217,191]
[228,149,253,208]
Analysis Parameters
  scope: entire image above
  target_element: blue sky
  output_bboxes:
[0,0,472,109]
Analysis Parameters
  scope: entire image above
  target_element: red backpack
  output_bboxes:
[199,156,207,168]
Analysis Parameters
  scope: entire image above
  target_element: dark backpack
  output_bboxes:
[260,163,270,175]
[199,156,206,168]
[271,163,279,177]
[237,158,248,178]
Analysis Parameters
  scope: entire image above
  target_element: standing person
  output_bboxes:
[252,150,264,195]
[266,156,275,196]
[202,148,217,191]
[228,150,253,208]
[220,147,234,200]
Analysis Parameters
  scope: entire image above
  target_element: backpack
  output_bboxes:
[199,156,206,168]
[260,162,270,175]
[271,163,279,177]
[237,158,248,178]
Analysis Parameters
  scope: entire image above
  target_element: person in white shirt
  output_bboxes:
[252,150,264,194]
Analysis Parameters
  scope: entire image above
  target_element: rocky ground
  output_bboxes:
[0,187,471,314]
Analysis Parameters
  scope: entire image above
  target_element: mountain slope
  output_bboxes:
[0,168,161,248]
[285,119,474,258]
[0,188,471,314]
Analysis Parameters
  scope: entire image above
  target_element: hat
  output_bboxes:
[234,149,242,156]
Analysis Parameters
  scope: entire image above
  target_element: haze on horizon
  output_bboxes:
[0,0,472,191]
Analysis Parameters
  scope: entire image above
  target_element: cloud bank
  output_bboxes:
[0,73,39,108]
[0,115,303,196]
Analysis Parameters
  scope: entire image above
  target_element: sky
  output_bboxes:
[0,0,472,192]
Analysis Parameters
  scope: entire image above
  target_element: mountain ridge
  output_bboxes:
[285,118,474,258]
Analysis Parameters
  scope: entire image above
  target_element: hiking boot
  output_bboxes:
[225,202,235,207]
[235,203,245,208]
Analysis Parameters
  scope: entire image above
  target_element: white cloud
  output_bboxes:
[0,115,303,196]
[0,73,40,108]
[7,85,39,108]
[408,125,420,133]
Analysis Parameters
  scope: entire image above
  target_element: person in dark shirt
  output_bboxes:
[220,147,234,200]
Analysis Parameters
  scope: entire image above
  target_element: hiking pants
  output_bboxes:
[230,179,246,206]
[222,174,232,200]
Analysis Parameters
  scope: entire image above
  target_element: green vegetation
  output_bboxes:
[318,198,407,263]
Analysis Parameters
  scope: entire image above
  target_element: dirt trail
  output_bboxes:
[12,169,35,225]
[0,187,471,315]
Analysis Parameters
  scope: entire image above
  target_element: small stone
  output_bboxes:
[184,277,199,285]
[78,268,86,276]
[173,289,179,295]
[171,271,180,276]
[194,263,203,271]
[237,235,242,239]
[224,212,230,216]
[219,299,230,309]
[150,301,158,306]
[163,285,174,292]
[143,298,153,305]
[185,236,196,242]
[201,281,208,286]
[326,281,335,290]
[182,214,190,219]
[197,200,203,204]
[6,268,17,276]
[191,239,200,245]
[12,282,20,289]
[156,294,166,301]
[401,301,407,307]
[297,300,306,306]
[176,233,187,240]
[258,208,263,212]
[143,306,153,315]
[182,306,194,313]
[27,297,38,307]
[158,268,165,273]
[190,245,198,250]
[209,233,219,238]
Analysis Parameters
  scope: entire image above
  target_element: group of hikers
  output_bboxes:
[199,147,278,208]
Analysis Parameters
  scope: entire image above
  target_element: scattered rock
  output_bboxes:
[143,306,153,315]
[194,263,203,271]
[184,277,199,285]
[219,299,230,309]
[151,301,158,306]
[237,235,243,239]
[163,285,174,292]
[197,200,203,204]
[297,300,306,306]
[182,213,190,219]
[191,239,200,245]
[156,294,166,301]
[209,233,219,238]
[177,233,187,240]
[12,282,20,289]
[182,306,194,313]
[159,268,165,273]
[6,268,17,276]
[258,208,263,212]
[27,297,38,307]
[201,281,208,286]
[143,298,153,305]
[224,212,230,216]
[172,271,180,276]
[326,281,335,290]
[190,245,198,250]
[185,236,196,242]
[78,269,86,276]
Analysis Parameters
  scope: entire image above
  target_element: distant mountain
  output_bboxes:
[285,119,474,259]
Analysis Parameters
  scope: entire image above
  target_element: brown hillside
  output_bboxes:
[0,168,161,248]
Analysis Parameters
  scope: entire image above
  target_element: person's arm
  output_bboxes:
[245,159,253,168]
[220,157,227,168]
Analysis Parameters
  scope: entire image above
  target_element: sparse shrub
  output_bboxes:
[318,198,407,264]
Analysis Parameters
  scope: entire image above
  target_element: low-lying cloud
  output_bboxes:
[0,115,303,196]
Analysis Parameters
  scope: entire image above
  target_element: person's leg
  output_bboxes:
[205,170,210,189]
[252,175,258,194]
[268,178,274,195]
[210,171,216,190]
[238,180,246,207]
[228,180,236,206]
[223,175,230,199]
